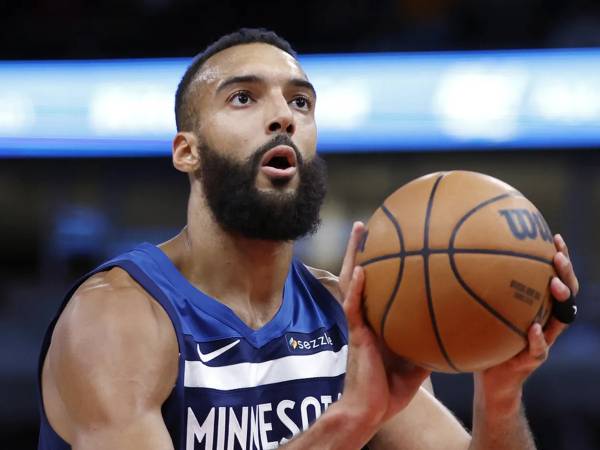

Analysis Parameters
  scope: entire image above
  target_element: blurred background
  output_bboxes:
[1,0,599,448]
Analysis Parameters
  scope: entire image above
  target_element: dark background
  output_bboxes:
[1,1,599,449]
[4,0,600,59]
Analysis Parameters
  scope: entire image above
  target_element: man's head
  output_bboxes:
[172,29,327,241]
[175,28,298,133]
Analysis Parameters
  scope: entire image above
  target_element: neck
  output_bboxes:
[160,184,294,329]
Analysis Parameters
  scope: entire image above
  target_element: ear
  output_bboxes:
[172,132,200,173]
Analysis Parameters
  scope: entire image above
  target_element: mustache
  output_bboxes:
[249,134,303,168]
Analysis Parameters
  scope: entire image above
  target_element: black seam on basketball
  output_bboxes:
[360,248,552,267]
[378,205,406,339]
[360,249,443,266]
[533,290,548,323]
[450,249,553,265]
[423,175,460,372]
[449,192,520,249]
[448,192,530,340]
[448,255,528,339]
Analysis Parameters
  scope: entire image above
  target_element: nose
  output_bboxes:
[266,95,295,136]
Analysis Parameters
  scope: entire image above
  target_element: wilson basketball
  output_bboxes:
[356,171,556,373]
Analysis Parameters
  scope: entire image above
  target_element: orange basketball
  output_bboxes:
[356,171,556,373]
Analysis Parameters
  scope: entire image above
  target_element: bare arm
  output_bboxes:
[469,380,535,450]
[369,387,471,450]
[42,268,179,450]
[468,234,579,450]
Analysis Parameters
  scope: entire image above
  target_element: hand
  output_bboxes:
[474,234,580,414]
[338,222,430,431]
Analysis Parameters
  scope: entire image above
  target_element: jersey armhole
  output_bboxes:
[37,259,185,409]
[293,260,349,343]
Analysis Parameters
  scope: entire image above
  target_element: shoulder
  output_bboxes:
[70,266,164,316]
[54,267,175,345]
[305,265,343,304]
[45,267,178,428]
[52,266,178,366]
[41,267,179,445]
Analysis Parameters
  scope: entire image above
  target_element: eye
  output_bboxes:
[229,91,253,106]
[291,95,312,111]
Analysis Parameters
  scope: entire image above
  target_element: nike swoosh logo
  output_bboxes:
[197,339,241,363]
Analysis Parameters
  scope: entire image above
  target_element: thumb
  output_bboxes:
[343,266,366,331]
[339,222,366,295]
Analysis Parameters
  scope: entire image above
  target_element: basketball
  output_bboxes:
[356,170,556,373]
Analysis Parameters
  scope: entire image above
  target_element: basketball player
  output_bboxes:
[38,29,579,450]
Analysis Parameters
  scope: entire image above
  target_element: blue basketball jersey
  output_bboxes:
[38,243,349,450]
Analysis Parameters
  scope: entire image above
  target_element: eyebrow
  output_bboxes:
[215,75,317,98]
[290,78,317,99]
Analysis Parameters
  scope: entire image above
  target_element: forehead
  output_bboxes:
[194,43,308,88]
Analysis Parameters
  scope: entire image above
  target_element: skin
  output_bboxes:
[41,43,580,449]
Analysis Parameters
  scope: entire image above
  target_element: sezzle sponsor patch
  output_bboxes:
[286,328,335,353]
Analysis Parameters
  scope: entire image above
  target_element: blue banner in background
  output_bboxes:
[1,48,600,157]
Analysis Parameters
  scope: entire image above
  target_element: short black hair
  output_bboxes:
[174,28,298,132]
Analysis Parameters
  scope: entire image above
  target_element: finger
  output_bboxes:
[339,222,366,292]
[388,364,431,399]
[550,276,571,302]
[343,266,366,330]
[543,317,567,347]
[528,323,549,364]
[549,276,578,324]
[554,234,570,259]
[385,352,431,386]
[382,346,431,378]
[553,251,579,296]
[505,324,548,369]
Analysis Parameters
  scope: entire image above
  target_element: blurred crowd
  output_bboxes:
[3,0,600,60]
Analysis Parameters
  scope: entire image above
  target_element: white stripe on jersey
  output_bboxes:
[184,345,348,390]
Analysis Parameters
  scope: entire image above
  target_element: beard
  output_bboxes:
[196,134,327,241]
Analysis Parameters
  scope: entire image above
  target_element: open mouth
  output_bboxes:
[260,146,298,180]
[268,155,292,169]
